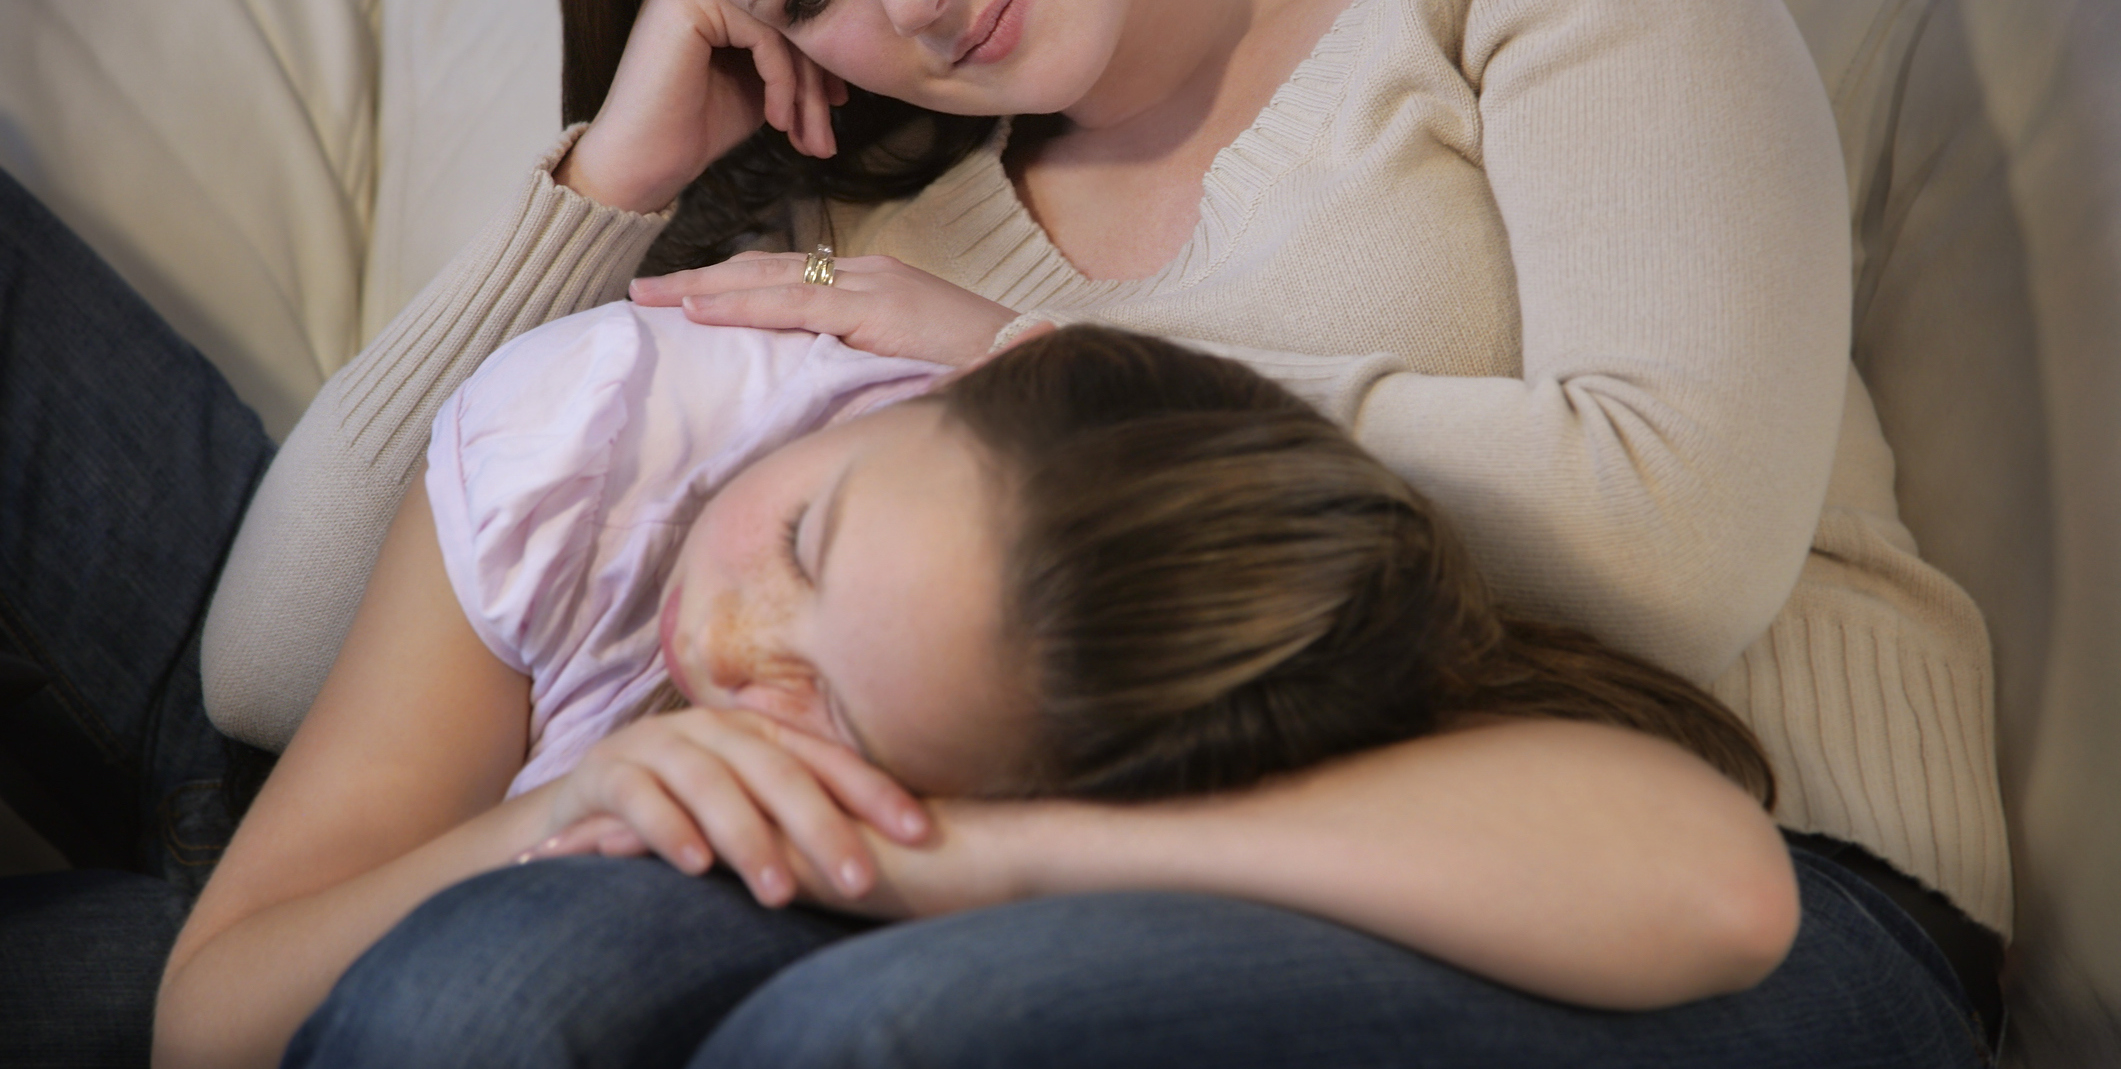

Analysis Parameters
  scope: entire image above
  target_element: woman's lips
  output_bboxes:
[956,0,1024,65]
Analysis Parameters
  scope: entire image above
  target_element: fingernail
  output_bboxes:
[678,845,707,873]
[838,859,867,895]
[541,836,563,852]
[899,809,927,838]
[756,865,789,901]
[513,850,535,866]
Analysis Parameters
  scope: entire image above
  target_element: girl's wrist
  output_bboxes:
[960,797,1138,905]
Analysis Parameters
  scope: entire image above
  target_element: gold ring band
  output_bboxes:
[803,244,836,286]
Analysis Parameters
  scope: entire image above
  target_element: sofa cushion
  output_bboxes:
[363,0,563,345]
[0,0,379,439]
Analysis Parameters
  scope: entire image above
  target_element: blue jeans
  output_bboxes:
[289,848,1990,1068]
[0,166,275,1066]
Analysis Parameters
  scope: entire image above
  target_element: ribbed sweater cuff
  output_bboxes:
[334,125,673,465]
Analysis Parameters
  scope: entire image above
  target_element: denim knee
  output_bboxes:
[287,857,858,1069]
[694,874,1987,1069]
[693,891,1444,1069]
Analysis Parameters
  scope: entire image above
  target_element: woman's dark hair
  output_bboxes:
[940,326,1778,807]
[561,0,1000,275]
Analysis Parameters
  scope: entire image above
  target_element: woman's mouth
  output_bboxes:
[955,0,1025,66]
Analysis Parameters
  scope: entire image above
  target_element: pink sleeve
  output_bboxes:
[426,302,647,676]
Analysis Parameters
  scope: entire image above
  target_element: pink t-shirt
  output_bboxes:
[425,302,941,797]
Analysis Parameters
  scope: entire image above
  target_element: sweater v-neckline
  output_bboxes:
[922,0,1372,309]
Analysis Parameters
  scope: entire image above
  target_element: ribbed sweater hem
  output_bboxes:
[1711,509,2013,936]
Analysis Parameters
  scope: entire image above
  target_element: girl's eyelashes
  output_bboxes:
[781,503,810,583]
[783,0,831,26]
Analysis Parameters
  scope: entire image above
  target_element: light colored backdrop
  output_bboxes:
[0,1,2114,1063]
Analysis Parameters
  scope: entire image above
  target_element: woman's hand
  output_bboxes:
[527,705,931,906]
[630,251,1021,368]
[559,0,848,213]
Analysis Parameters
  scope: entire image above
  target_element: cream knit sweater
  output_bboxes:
[202,0,2011,935]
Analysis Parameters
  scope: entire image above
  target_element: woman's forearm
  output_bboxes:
[947,720,1798,1011]
[154,788,554,1069]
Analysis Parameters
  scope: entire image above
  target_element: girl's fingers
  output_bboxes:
[638,735,807,905]
[517,815,614,862]
[595,824,649,857]
[599,764,718,876]
[826,72,850,107]
[664,717,880,897]
[766,726,930,845]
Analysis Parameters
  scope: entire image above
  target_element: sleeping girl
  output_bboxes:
[431,309,1777,889]
[159,314,1782,1064]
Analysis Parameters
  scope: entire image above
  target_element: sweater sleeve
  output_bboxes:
[201,127,671,751]
[1007,0,1851,686]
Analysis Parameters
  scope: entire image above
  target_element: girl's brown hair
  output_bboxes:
[941,327,1776,807]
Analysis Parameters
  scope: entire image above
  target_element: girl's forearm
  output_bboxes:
[153,788,555,1069]
[979,720,1798,1010]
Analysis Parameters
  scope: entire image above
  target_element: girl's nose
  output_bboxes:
[879,0,948,37]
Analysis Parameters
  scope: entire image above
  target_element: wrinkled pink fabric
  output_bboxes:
[425,302,940,797]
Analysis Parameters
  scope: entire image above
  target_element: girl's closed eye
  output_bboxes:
[781,503,811,583]
[783,0,831,27]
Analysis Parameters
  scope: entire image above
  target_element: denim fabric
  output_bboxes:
[0,166,275,1068]
[287,860,868,1069]
[290,848,1988,1069]
[0,166,273,887]
[0,870,191,1069]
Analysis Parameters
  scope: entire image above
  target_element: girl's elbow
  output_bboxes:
[1700,855,1803,995]
[1598,863,1800,1012]
[1651,842,1802,1006]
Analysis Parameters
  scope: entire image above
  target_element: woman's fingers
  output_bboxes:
[630,251,796,305]
[794,56,838,158]
[684,285,872,339]
[738,18,800,136]
[632,252,1016,366]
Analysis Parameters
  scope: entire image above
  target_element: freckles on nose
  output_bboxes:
[704,583,803,693]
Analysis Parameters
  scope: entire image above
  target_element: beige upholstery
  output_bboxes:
[0,0,2115,1061]
[1785,0,2121,1062]
[364,0,562,346]
[0,0,378,438]
[0,0,557,439]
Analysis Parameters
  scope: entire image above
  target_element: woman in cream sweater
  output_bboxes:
[5,0,2005,1065]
